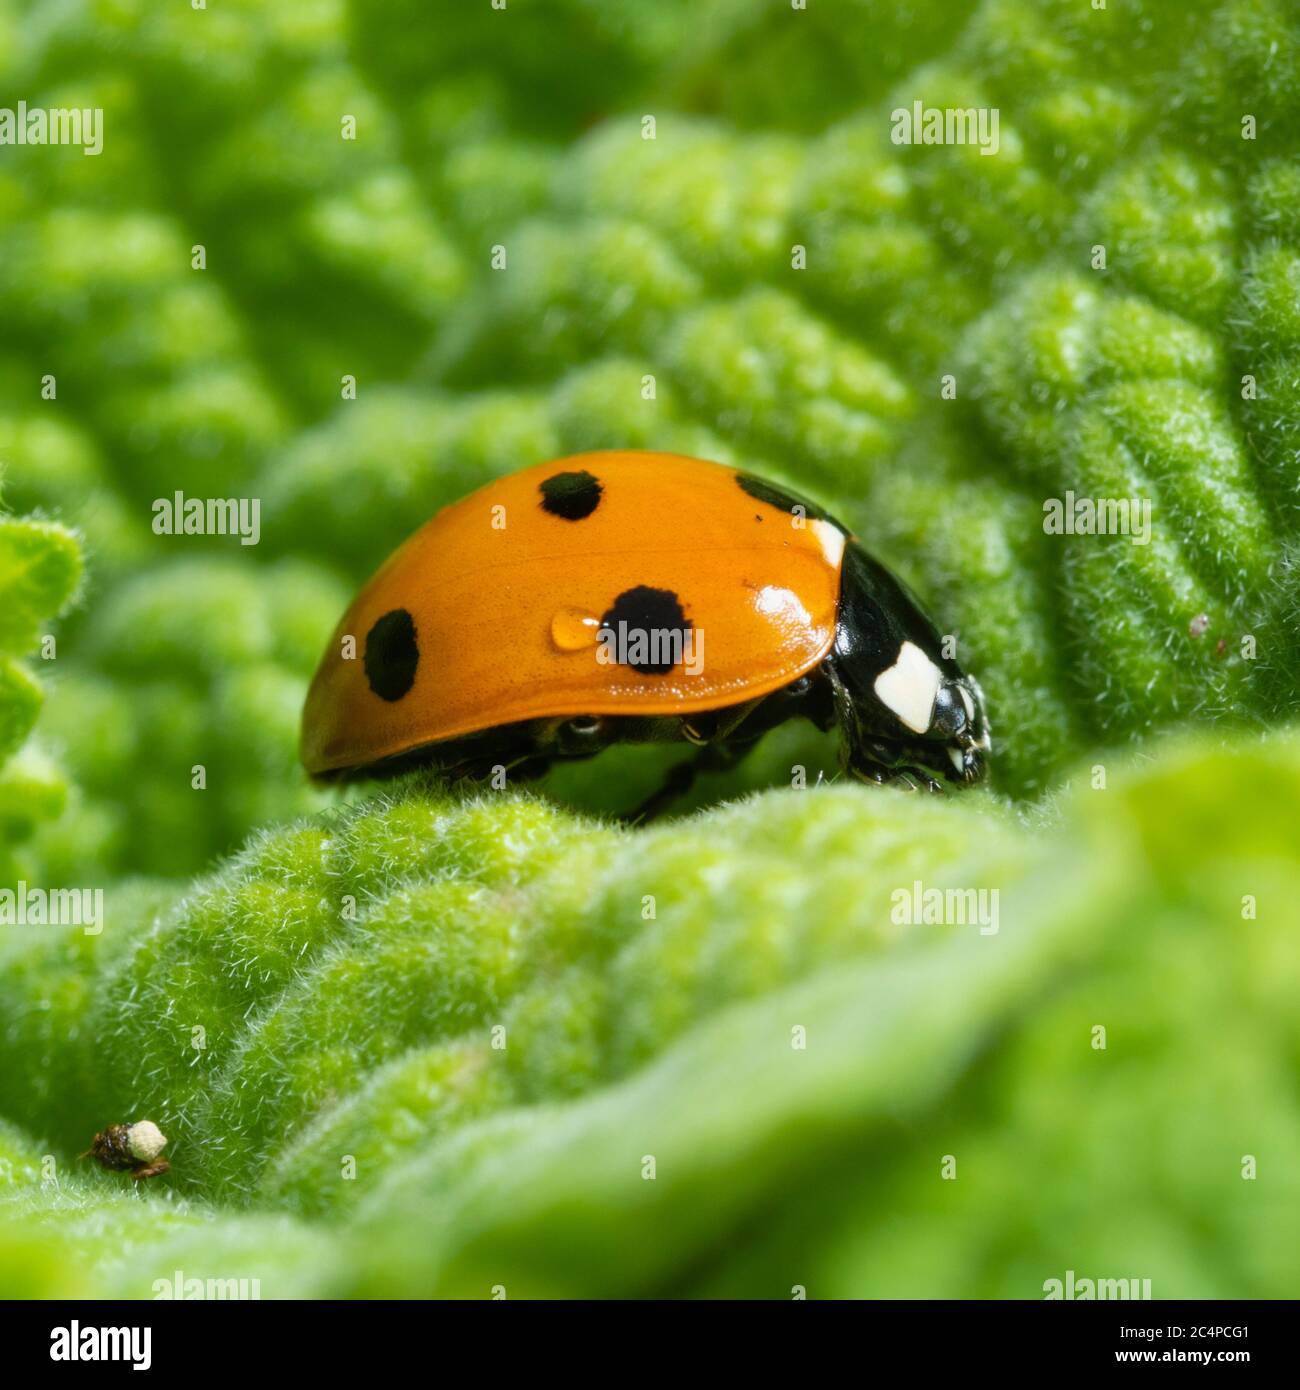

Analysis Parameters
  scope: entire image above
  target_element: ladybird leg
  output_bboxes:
[620,755,701,825]
[845,754,890,786]
[621,741,756,826]
[682,695,767,746]
[838,681,945,793]
[844,747,944,794]
[888,765,945,794]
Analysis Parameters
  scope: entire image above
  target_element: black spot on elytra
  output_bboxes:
[539,469,603,520]
[364,608,419,701]
[735,471,838,526]
[599,586,691,676]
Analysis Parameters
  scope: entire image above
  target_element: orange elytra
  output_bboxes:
[301,450,989,819]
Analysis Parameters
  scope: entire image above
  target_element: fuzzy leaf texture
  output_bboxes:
[1,0,1299,1298]
[0,503,81,876]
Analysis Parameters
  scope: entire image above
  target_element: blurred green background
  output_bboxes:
[1,0,1299,1297]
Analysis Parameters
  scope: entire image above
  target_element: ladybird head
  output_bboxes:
[927,673,991,784]
[863,638,990,786]
[832,541,991,789]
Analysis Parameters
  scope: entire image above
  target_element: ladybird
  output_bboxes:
[301,451,990,818]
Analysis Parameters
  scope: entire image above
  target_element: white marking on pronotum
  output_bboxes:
[949,746,965,774]
[873,640,942,734]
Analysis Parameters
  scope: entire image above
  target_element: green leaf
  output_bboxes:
[2,0,1300,1301]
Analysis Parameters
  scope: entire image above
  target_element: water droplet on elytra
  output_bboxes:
[550,607,602,651]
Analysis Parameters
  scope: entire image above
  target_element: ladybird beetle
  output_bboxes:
[301,451,990,818]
